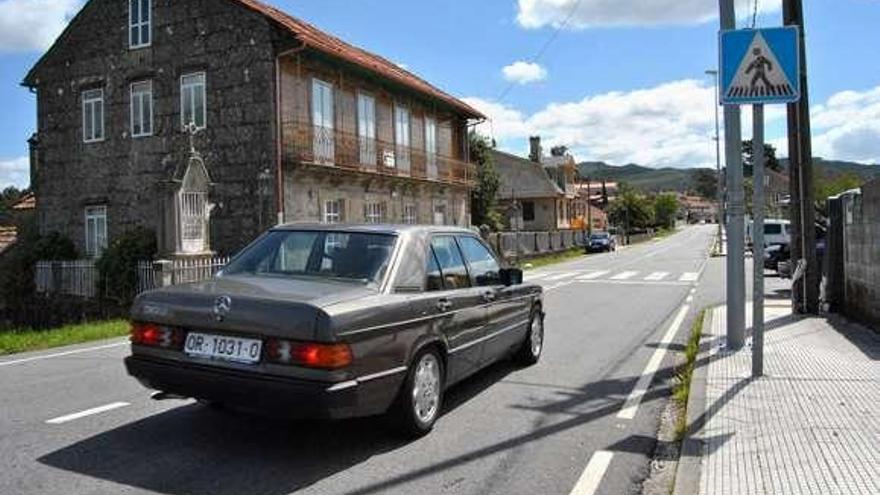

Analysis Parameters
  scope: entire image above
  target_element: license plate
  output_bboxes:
[184,332,262,364]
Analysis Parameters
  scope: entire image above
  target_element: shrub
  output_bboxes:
[96,228,157,305]
[0,223,78,311]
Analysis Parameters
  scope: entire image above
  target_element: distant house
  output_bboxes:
[23,0,483,258]
[678,194,718,223]
[493,136,583,231]
[0,192,36,255]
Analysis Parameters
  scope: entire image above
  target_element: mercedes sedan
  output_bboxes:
[125,225,544,436]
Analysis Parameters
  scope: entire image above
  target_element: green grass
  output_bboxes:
[672,308,706,441]
[520,247,586,270]
[0,320,129,356]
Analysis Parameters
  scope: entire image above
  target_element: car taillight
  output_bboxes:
[265,339,352,369]
[130,322,183,349]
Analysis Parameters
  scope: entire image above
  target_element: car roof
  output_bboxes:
[271,223,479,236]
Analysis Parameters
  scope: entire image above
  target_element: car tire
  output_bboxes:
[515,307,544,366]
[388,348,444,437]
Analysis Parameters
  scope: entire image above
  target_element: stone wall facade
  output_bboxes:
[842,179,880,328]
[28,0,283,257]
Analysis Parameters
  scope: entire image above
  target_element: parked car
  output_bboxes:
[587,231,617,252]
[125,225,544,436]
[747,218,791,249]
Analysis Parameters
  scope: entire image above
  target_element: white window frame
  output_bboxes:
[433,201,447,226]
[365,201,384,224]
[82,88,105,143]
[425,116,437,179]
[130,80,153,138]
[84,205,108,258]
[394,103,411,172]
[180,72,206,130]
[312,78,335,164]
[403,203,417,225]
[129,0,151,49]
[323,199,342,224]
[357,92,376,166]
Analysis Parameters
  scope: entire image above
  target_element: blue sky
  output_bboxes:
[1,0,879,189]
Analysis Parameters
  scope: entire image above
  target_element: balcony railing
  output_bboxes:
[282,122,473,186]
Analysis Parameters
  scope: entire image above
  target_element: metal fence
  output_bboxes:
[35,256,230,300]
[34,260,100,298]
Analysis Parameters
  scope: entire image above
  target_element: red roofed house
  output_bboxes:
[23,0,483,257]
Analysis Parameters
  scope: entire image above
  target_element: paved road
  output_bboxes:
[0,225,717,495]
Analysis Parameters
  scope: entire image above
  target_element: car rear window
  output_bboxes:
[765,224,783,235]
[221,230,396,285]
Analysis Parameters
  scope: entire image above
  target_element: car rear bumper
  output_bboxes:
[125,355,401,419]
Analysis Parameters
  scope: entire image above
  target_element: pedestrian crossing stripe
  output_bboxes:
[610,271,638,280]
[644,272,669,281]
[720,27,800,105]
[576,270,610,280]
[679,272,699,282]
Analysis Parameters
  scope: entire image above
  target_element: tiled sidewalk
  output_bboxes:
[696,303,880,495]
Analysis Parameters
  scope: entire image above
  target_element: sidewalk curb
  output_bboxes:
[672,308,713,495]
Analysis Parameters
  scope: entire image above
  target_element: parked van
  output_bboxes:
[747,218,791,248]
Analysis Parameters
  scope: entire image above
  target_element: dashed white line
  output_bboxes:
[46,402,130,424]
[679,272,699,282]
[0,341,128,368]
[644,271,669,281]
[570,450,614,495]
[610,271,638,280]
[526,273,550,280]
[617,302,690,419]
[545,272,578,281]
[576,270,610,280]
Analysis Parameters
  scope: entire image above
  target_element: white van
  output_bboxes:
[747,218,791,248]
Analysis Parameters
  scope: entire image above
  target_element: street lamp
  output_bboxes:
[705,69,724,240]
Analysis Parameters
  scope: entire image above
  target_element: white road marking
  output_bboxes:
[610,271,638,280]
[46,402,130,424]
[544,272,577,281]
[576,270,610,280]
[644,271,669,281]
[617,302,690,419]
[0,341,128,368]
[679,272,699,282]
[570,450,614,495]
[526,273,550,280]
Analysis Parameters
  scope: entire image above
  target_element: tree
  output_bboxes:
[607,183,654,233]
[0,186,22,217]
[469,132,502,230]
[692,169,718,199]
[550,145,568,157]
[653,193,679,229]
[814,172,863,216]
[601,180,609,208]
[742,140,781,176]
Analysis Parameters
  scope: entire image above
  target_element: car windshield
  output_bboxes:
[591,233,610,240]
[220,230,397,285]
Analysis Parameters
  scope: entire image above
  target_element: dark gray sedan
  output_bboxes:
[125,225,544,436]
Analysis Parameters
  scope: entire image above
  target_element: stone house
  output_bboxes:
[23,0,483,258]
[493,138,580,232]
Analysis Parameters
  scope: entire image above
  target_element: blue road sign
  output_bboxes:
[720,27,800,105]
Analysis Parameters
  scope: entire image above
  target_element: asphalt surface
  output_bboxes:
[0,225,720,495]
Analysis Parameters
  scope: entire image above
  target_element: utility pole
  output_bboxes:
[586,176,593,236]
[783,0,818,314]
[719,0,746,350]
[706,69,724,241]
[752,105,765,376]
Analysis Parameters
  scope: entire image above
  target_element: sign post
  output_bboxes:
[720,26,800,376]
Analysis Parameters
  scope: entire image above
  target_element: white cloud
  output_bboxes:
[502,61,548,84]
[468,80,723,167]
[516,0,778,29]
[0,156,29,189]
[0,0,81,53]
[811,85,880,163]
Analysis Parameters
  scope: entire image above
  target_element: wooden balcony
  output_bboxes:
[282,122,474,187]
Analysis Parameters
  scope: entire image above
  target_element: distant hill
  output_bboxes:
[577,162,714,193]
[578,158,880,194]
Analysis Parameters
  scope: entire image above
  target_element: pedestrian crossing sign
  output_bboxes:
[720,26,800,105]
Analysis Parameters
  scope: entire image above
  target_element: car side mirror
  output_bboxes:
[500,267,523,286]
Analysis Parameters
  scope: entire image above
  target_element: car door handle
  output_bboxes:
[437,298,453,312]
[482,291,497,302]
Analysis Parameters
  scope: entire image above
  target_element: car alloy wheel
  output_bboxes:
[515,308,543,365]
[412,353,441,424]
[529,315,544,357]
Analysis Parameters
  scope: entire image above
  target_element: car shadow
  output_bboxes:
[38,361,518,495]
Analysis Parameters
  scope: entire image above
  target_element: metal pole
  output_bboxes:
[587,177,593,236]
[706,70,724,239]
[720,0,746,350]
[752,104,765,377]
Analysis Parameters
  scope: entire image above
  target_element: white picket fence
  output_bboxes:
[36,256,230,299]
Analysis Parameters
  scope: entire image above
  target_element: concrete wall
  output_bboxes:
[841,180,880,328]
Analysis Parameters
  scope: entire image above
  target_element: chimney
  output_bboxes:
[528,136,541,163]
